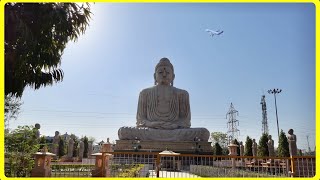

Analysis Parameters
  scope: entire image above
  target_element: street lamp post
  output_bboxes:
[268,88,282,139]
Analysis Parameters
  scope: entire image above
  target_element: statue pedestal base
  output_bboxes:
[113,140,212,154]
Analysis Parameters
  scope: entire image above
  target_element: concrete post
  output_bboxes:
[102,143,113,152]
[228,143,238,169]
[31,148,56,177]
[91,153,111,177]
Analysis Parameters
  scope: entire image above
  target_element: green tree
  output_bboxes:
[222,147,229,155]
[5,3,92,97]
[83,136,89,158]
[58,136,65,157]
[211,132,228,148]
[258,133,269,157]
[214,142,223,155]
[5,125,40,177]
[88,136,96,144]
[5,93,23,132]
[244,136,253,156]
[278,129,290,157]
[39,135,48,150]
[71,134,79,157]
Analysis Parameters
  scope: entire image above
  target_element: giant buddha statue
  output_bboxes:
[118,58,209,142]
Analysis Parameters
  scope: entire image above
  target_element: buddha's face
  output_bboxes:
[155,66,174,85]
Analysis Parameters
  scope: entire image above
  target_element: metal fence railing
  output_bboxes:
[290,156,316,177]
[4,152,316,177]
[101,152,315,178]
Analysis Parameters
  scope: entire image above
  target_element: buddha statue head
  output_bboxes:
[154,58,175,86]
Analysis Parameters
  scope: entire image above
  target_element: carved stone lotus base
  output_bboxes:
[113,140,213,154]
[118,127,210,141]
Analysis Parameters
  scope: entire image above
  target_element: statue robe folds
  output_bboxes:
[118,86,210,141]
[137,86,190,129]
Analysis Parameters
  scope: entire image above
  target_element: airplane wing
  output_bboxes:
[206,29,223,36]
[205,29,215,36]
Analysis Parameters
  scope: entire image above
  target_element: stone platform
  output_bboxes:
[113,140,213,154]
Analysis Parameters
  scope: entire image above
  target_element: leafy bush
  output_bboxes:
[111,164,144,177]
[5,125,40,177]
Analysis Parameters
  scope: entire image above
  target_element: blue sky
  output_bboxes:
[10,3,315,151]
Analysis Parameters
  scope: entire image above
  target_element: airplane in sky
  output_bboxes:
[205,29,224,36]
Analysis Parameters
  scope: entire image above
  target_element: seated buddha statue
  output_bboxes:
[118,58,209,141]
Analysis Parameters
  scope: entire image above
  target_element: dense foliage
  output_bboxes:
[211,132,228,148]
[71,134,79,157]
[4,93,23,131]
[5,125,40,177]
[211,132,229,155]
[258,133,269,157]
[83,136,89,158]
[5,3,91,97]
[58,136,66,157]
[214,142,223,155]
[39,135,48,150]
[111,164,144,177]
[244,136,253,156]
[278,130,290,157]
